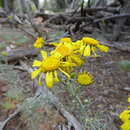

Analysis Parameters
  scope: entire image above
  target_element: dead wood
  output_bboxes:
[65,16,93,25]
[42,14,68,27]
[0,18,9,24]
[17,25,37,40]
[0,8,7,17]
[84,7,119,13]
[112,0,130,41]
[27,13,42,37]
[81,13,130,28]
[0,48,39,63]
[0,109,20,130]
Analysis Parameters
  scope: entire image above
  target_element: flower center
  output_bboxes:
[41,57,60,72]
[77,73,93,85]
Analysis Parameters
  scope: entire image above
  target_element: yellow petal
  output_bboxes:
[83,45,91,56]
[49,42,59,46]
[91,46,98,57]
[54,71,59,82]
[31,69,40,79]
[45,72,54,88]
[40,50,47,59]
[32,60,42,67]
[61,62,76,67]
[59,68,70,79]
[38,74,43,86]
[97,44,109,52]
[79,45,85,55]
[119,110,130,122]
[121,121,130,130]
[82,37,99,46]
[71,55,83,66]
[60,37,72,43]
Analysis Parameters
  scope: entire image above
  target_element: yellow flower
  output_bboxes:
[32,51,75,88]
[128,95,130,102]
[34,37,44,48]
[77,72,93,85]
[121,121,130,130]
[51,43,83,66]
[75,37,109,57]
[52,43,73,58]
[119,110,130,122]
[60,37,72,43]
[82,37,99,46]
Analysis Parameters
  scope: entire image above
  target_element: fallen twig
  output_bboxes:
[18,25,37,40]
[84,7,119,13]
[0,48,39,63]
[0,109,20,130]
[27,13,42,37]
[81,13,130,27]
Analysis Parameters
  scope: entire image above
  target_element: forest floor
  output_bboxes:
[0,25,130,130]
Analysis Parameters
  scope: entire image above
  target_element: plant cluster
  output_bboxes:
[32,36,109,88]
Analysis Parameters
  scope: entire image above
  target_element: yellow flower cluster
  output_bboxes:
[119,95,130,130]
[32,37,109,88]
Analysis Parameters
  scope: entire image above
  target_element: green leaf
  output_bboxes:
[117,60,130,70]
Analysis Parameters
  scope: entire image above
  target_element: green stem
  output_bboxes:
[75,95,84,110]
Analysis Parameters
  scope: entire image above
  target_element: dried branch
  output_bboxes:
[81,13,130,27]
[18,25,37,40]
[0,109,20,130]
[27,13,42,37]
[0,48,39,63]
[84,7,119,13]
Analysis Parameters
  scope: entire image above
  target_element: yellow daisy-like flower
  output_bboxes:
[77,72,93,85]
[51,43,83,66]
[52,43,73,58]
[119,110,130,122]
[32,51,76,88]
[60,37,72,43]
[76,37,109,57]
[121,120,130,130]
[34,37,44,48]
[128,95,130,102]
